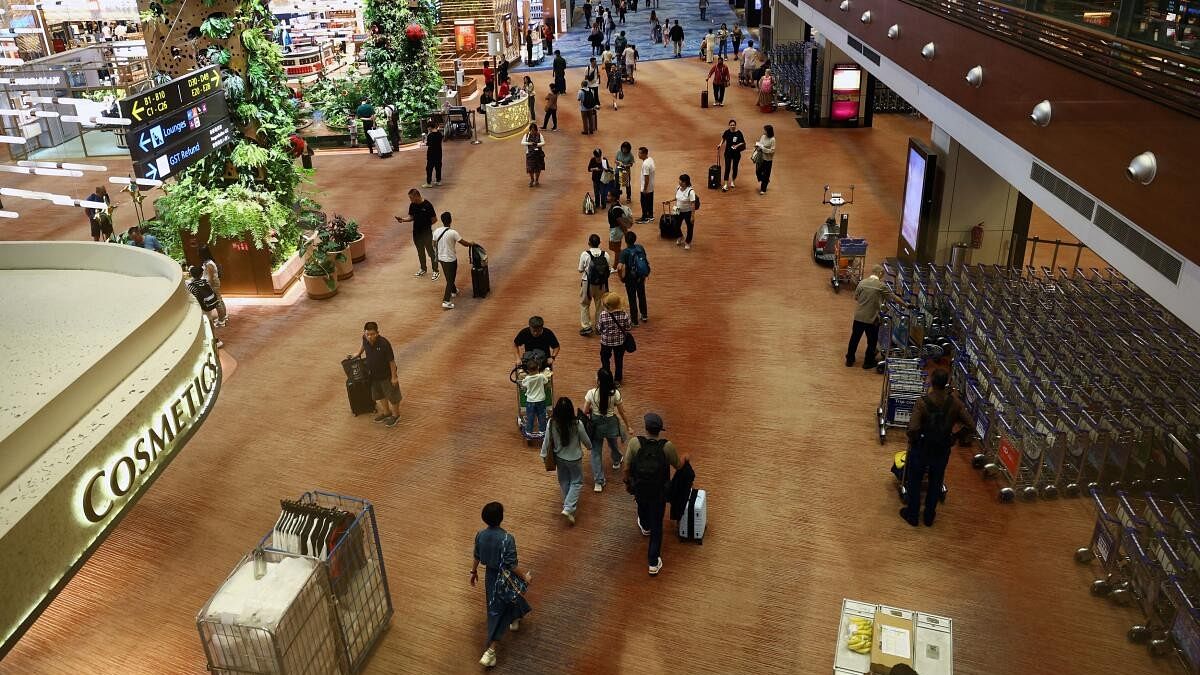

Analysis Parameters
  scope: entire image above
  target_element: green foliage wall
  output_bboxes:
[363,0,444,137]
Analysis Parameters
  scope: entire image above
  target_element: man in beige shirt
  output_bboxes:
[846,264,896,369]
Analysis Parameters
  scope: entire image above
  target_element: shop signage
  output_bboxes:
[134,119,235,181]
[78,350,220,524]
[454,20,477,52]
[118,65,222,130]
[123,93,228,162]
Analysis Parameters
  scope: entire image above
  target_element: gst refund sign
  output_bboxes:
[79,350,220,524]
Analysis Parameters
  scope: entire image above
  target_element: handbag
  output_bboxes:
[543,449,557,471]
[750,147,763,164]
[624,329,637,353]
[492,534,528,604]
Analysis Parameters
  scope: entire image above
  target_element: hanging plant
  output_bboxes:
[200,16,235,40]
[364,0,442,137]
[405,23,426,42]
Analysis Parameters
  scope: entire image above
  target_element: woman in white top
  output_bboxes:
[754,124,777,195]
[198,245,228,326]
[582,367,629,491]
[673,173,698,250]
[520,123,546,187]
[541,397,592,524]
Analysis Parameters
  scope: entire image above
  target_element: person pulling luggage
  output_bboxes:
[900,368,973,527]
[353,321,402,427]
[624,413,687,575]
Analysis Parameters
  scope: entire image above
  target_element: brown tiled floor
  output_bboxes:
[4,57,1168,675]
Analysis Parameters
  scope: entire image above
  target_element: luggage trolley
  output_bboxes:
[831,237,867,292]
[877,358,924,444]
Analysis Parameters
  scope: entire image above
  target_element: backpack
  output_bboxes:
[630,437,669,501]
[583,191,595,214]
[586,250,610,285]
[690,188,701,211]
[187,278,218,312]
[919,394,956,453]
[627,244,651,280]
[583,88,598,109]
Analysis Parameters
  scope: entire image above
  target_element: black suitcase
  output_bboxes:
[701,89,709,108]
[342,356,369,383]
[707,163,720,190]
[472,265,490,298]
[347,379,375,415]
[659,212,682,239]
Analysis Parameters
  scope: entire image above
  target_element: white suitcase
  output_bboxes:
[678,488,707,543]
[367,128,392,157]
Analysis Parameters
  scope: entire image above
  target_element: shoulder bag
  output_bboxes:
[492,534,528,604]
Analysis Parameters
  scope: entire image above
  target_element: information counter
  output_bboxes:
[484,93,531,138]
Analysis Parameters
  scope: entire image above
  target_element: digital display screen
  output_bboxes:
[901,146,926,251]
[832,67,861,91]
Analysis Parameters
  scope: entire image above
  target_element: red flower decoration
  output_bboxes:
[405,23,426,41]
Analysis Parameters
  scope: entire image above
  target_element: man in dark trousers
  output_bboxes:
[85,185,111,241]
[354,321,402,427]
[846,264,896,369]
[394,188,438,278]
[583,0,593,26]
[616,230,649,325]
[669,21,684,58]
[901,368,973,527]
[423,121,443,187]
[552,50,568,94]
[624,413,687,576]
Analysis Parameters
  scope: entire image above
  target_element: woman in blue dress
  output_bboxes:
[471,502,532,667]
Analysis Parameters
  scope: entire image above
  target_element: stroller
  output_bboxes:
[510,349,553,445]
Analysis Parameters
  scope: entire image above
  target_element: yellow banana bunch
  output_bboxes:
[846,617,873,654]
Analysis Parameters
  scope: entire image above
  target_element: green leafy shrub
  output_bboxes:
[363,0,442,137]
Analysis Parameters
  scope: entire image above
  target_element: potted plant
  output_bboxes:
[302,238,339,299]
[323,216,354,280]
[343,218,367,263]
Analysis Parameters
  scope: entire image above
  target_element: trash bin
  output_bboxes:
[950,242,970,271]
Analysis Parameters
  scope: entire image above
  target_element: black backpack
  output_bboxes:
[583,88,598,109]
[630,437,669,501]
[586,250,609,285]
[187,278,218,312]
[919,395,956,453]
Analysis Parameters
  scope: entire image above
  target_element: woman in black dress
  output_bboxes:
[716,118,746,191]
[471,502,532,668]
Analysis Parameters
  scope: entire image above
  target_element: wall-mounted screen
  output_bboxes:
[830,64,861,122]
[897,138,937,261]
[900,146,926,250]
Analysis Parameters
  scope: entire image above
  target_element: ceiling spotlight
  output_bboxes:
[1126,152,1157,185]
[861,10,872,23]
[887,24,900,39]
[839,0,849,10]
[1030,100,1052,127]
[921,42,936,60]
[965,65,983,87]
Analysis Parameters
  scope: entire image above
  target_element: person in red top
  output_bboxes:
[497,77,511,99]
[706,56,731,107]
[482,62,494,89]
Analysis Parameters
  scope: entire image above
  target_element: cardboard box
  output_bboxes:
[914,612,954,675]
[870,606,915,674]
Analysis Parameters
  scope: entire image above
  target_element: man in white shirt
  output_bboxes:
[622,44,637,81]
[636,146,655,223]
[431,211,476,309]
[740,40,759,86]
[578,233,613,335]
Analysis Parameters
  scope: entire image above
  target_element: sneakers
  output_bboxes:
[637,517,650,536]
[845,358,856,368]
[414,269,426,277]
[442,301,455,309]
[675,238,684,247]
[561,509,575,526]
[594,483,603,492]
[684,244,691,250]
[479,648,497,667]
[612,460,622,470]
[640,315,649,323]
[385,416,399,427]
[451,291,458,298]
[721,183,728,192]
[421,183,433,188]
[730,181,735,189]
[580,326,592,336]
[435,180,441,186]
[431,271,441,281]
[759,190,766,195]
[648,557,663,576]
[373,414,390,423]
[509,619,520,631]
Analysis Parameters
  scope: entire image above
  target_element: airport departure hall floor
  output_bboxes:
[2,57,1159,674]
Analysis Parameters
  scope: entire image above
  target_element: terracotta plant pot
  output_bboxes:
[349,233,366,263]
[327,249,353,280]
[303,272,338,299]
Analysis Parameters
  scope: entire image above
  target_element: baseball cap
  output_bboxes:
[644,412,665,432]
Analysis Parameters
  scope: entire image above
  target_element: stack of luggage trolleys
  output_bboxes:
[1077,487,1200,669]
[878,261,1200,505]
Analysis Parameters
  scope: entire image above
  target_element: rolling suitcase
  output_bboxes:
[707,162,720,190]
[347,380,375,415]
[470,243,490,298]
[367,128,392,157]
[659,212,682,239]
[678,488,707,543]
[700,88,709,109]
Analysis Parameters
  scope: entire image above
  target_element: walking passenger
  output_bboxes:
[718,118,746,191]
[673,174,698,250]
[754,124,776,194]
[541,397,591,524]
[584,367,629,491]
[617,230,650,325]
[636,146,655,223]
[597,292,632,384]
[624,413,686,576]
[471,502,532,667]
[394,188,438,278]
[432,211,476,310]
[579,234,611,336]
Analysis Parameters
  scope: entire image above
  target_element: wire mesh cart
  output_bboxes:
[831,237,867,292]
[877,357,924,444]
[197,551,350,675]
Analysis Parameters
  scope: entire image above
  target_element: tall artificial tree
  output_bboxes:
[363,0,443,138]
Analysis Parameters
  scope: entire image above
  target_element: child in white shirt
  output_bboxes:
[520,368,554,435]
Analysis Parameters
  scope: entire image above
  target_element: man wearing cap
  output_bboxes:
[624,412,687,576]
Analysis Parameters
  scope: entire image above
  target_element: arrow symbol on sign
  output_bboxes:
[138,132,151,152]
[144,163,158,180]
[131,99,145,122]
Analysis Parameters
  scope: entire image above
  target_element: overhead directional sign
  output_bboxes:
[134,120,235,182]
[119,65,222,130]
[124,93,228,162]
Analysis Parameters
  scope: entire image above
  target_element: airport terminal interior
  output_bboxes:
[0,0,1197,673]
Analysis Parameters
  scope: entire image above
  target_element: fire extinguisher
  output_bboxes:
[970,222,984,249]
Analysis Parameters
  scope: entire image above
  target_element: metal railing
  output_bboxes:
[900,0,1200,118]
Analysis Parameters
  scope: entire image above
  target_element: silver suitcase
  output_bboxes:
[367,128,392,157]
[678,488,707,543]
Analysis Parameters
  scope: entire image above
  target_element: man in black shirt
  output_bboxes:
[394,188,439,278]
[513,315,560,366]
[354,321,402,426]
[423,121,443,188]
[85,185,111,241]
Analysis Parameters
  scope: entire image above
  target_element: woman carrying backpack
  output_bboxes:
[540,397,592,524]
[471,502,533,668]
[673,173,698,250]
[583,367,629,491]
